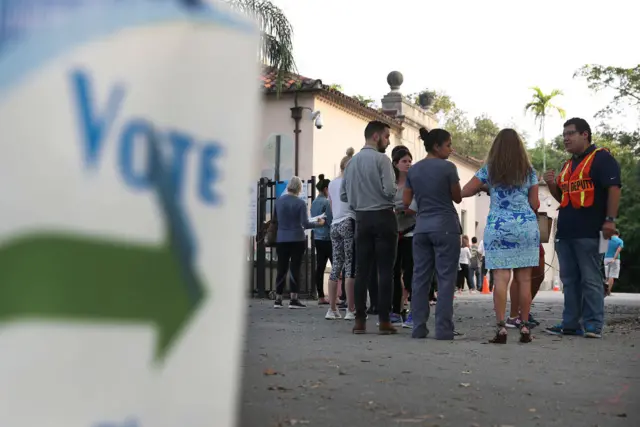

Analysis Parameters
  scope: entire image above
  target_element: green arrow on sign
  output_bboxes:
[0,232,202,362]
[0,125,206,363]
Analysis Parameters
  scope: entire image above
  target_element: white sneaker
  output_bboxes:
[344,310,356,320]
[325,309,342,320]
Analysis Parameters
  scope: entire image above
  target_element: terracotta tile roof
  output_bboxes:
[260,67,403,129]
[261,67,322,92]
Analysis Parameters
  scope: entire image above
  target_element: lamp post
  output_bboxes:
[290,95,303,176]
[290,93,322,177]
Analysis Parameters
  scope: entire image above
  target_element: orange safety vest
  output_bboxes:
[557,147,606,209]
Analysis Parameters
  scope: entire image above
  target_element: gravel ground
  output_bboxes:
[239,292,640,427]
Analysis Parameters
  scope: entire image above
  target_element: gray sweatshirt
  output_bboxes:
[340,145,396,211]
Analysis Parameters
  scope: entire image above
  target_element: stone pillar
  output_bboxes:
[379,71,439,158]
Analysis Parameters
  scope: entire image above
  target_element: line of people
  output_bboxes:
[273,116,621,343]
[334,121,543,342]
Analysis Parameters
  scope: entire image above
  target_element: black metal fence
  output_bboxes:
[247,177,318,299]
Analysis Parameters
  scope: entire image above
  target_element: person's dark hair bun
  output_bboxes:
[345,147,355,157]
[419,127,430,142]
[419,127,451,153]
[316,174,330,192]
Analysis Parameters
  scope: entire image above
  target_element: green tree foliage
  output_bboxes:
[529,138,567,174]
[575,64,640,117]
[352,94,374,107]
[431,93,455,116]
[407,89,455,115]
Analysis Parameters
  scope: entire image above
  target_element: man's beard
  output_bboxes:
[377,143,387,153]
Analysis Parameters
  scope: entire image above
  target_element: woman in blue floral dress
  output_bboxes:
[461,129,540,344]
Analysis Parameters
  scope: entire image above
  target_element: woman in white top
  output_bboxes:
[325,148,356,320]
[457,235,472,294]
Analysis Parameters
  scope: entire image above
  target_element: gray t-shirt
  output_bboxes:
[340,146,396,211]
[406,158,461,234]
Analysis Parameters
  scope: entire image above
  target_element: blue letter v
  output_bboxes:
[70,69,125,168]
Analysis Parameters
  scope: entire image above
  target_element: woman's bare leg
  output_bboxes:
[513,267,533,325]
[492,269,512,323]
[345,278,356,312]
[509,278,519,318]
[327,279,338,312]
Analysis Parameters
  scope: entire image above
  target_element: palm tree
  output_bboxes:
[225,0,296,92]
[525,87,566,171]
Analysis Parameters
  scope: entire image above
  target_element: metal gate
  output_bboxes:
[247,177,317,299]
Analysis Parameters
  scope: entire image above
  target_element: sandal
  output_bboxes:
[489,321,508,344]
[519,322,532,343]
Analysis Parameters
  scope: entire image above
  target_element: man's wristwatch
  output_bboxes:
[605,216,616,223]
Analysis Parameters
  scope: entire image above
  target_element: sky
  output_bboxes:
[269,0,638,145]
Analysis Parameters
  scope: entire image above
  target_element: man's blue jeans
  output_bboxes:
[556,238,605,331]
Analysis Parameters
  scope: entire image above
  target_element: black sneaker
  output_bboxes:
[273,300,283,309]
[288,299,307,309]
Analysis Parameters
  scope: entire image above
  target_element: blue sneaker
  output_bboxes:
[545,323,584,336]
[390,313,403,325]
[584,325,602,338]
[544,323,563,335]
[402,311,413,329]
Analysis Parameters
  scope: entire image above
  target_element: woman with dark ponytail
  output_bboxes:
[310,174,333,304]
[403,127,462,340]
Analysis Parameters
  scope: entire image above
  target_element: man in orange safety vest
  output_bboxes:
[543,118,621,339]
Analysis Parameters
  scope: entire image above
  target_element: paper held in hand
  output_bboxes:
[309,213,327,223]
[599,231,610,254]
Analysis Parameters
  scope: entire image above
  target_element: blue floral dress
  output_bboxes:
[476,165,540,269]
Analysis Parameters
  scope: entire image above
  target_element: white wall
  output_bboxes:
[259,93,316,180]
[453,158,480,239]
[476,192,490,240]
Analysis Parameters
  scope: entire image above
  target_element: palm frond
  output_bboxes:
[529,86,545,99]
[226,0,297,94]
[549,89,564,98]
[525,87,565,122]
[551,104,567,119]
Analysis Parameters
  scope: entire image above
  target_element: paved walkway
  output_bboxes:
[239,292,640,427]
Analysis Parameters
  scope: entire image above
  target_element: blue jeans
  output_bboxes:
[556,238,604,331]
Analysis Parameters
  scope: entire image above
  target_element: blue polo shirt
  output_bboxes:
[605,236,624,259]
[556,144,622,239]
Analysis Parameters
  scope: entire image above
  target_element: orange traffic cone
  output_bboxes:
[552,277,560,292]
[481,275,491,294]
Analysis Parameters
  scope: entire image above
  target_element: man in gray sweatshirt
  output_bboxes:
[341,120,398,334]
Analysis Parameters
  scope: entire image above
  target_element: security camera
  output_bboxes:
[311,111,323,129]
